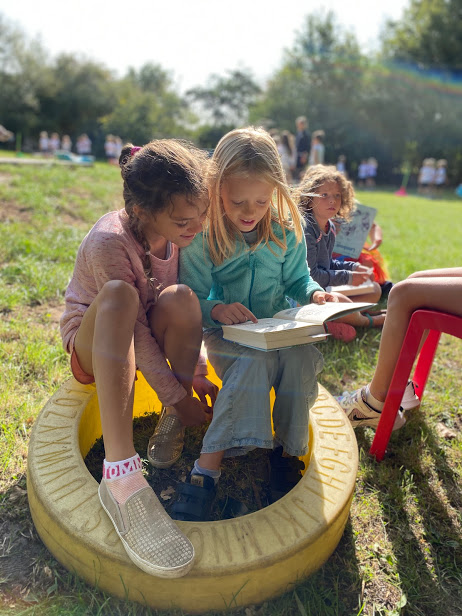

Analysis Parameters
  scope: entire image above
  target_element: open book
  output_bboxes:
[222,301,375,350]
[326,278,376,297]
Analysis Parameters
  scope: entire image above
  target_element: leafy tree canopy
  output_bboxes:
[382,0,462,71]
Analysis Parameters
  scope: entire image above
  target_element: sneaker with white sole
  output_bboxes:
[401,380,420,410]
[98,480,195,578]
[336,386,406,431]
[147,407,185,469]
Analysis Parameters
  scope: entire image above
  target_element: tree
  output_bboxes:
[251,12,366,163]
[101,63,190,145]
[0,14,52,137]
[187,69,261,127]
[382,0,462,71]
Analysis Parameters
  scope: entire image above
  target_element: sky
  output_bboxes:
[1,0,409,92]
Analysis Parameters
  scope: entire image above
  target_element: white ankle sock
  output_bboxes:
[365,385,384,411]
[103,454,148,504]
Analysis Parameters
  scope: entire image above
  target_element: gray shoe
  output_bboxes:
[147,407,185,468]
[98,480,195,578]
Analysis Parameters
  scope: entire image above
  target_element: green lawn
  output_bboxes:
[0,159,461,616]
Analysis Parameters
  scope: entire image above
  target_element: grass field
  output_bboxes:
[0,156,461,616]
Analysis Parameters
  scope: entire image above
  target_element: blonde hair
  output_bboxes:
[295,164,355,222]
[206,126,304,265]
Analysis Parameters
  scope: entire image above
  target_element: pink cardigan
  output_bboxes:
[60,209,206,406]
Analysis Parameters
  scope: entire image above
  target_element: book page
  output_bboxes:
[274,301,375,324]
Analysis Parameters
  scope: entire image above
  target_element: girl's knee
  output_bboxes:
[98,280,139,316]
[156,284,201,323]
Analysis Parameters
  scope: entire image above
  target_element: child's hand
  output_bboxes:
[211,302,258,324]
[173,394,213,427]
[312,291,338,304]
[192,375,218,407]
[351,269,373,285]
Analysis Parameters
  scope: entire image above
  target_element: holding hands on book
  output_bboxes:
[210,291,338,325]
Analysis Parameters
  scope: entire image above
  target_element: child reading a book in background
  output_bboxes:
[296,165,385,342]
[60,139,218,578]
[172,126,335,520]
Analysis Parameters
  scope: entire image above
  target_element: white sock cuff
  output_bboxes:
[103,454,142,481]
[365,384,384,411]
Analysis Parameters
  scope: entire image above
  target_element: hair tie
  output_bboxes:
[130,146,141,156]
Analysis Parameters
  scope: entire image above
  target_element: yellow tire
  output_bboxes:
[27,368,357,612]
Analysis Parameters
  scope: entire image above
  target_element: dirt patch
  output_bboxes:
[0,198,33,224]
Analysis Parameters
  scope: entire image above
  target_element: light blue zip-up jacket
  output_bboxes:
[179,222,323,328]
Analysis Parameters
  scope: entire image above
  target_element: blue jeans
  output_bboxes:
[202,329,324,458]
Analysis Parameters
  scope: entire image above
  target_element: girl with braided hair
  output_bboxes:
[60,139,217,578]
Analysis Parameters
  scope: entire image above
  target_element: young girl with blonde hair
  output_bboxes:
[172,126,336,521]
[296,165,385,341]
[60,139,218,578]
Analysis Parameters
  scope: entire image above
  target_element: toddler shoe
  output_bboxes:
[170,473,217,522]
[326,322,357,342]
[336,386,406,431]
[147,407,185,468]
[98,480,195,578]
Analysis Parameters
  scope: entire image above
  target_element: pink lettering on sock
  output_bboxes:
[103,455,141,480]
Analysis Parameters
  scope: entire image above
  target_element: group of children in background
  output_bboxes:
[61,124,450,580]
[38,131,92,156]
[418,158,447,196]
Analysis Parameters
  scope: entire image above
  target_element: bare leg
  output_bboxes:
[74,280,139,462]
[197,451,224,471]
[148,284,203,417]
[331,288,385,328]
[369,270,462,401]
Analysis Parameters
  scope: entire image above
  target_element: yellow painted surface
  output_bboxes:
[27,367,358,612]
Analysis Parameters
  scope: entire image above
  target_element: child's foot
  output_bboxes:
[336,386,406,430]
[362,313,386,328]
[147,406,185,468]
[325,322,357,342]
[170,474,217,522]
[269,447,305,502]
[98,478,195,578]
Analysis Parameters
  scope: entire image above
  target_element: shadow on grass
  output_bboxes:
[355,411,462,616]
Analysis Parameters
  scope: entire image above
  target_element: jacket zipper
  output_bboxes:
[248,254,256,312]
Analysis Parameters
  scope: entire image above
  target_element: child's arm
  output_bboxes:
[305,224,353,287]
[180,235,257,326]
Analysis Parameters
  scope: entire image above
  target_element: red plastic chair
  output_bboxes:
[369,309,462,461]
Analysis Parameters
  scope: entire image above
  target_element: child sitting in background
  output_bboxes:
[296,165,385,342]
[173,126,334,520]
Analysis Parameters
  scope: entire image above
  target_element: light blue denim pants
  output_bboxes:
[202,328,324,458]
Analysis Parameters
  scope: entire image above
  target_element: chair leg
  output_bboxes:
[369,322,424,461]
[412,330,441,398]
